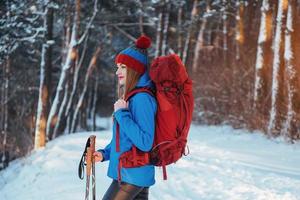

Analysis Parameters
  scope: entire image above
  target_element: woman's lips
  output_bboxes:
[118,76,124,79]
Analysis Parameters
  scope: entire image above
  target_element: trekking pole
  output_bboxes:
[89,135,96,200]
[85,147,92,200]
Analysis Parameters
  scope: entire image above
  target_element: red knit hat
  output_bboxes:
[115,35,151,74]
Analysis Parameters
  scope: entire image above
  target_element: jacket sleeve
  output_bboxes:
[114,93,157,152]
[97,140,111,162]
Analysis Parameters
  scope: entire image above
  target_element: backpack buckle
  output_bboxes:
[175,84,183,96]
[164,87,170,92]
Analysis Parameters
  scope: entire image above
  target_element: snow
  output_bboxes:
[1,123,300,200]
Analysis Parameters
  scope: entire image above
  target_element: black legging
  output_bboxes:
[102,180,149,200]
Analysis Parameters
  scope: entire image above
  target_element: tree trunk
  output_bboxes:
[34,1,53,149]
[235,1,245,60]
[177,2,184,57]
[0,64,3,154]
[62,3,72,66]
[182,0,199,65]
[161,1,170,55]
[52,80,70,138]
[254,0,273,115]
[0,63,3,141]
[155,11,163,57]
[34,44,48,149]
[91,76,99,131]
[222,0,228,53]
[192,2,210,73]
[282,0,299,139]
[139,11,144,35]
[292,0,300,140]
[80,100,88,130]
[268,0,288,136]
[64,34,89,120]
[71,47,101,133]
[1,55,9,168]
[46,0,80,140]
[87,81,93,120]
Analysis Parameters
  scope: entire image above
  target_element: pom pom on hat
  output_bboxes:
[136,35,151,49]
[115,35,151,74]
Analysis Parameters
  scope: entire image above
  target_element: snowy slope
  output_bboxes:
[1,122,300,200]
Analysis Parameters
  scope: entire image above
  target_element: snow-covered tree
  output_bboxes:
[0,0,44,64]
[177,2,184,57]
[91,75,99,131]
[222,0,228,53]
[161,0,170,56]
[253,0,273,112]
[34,0,55,149]
[155,4,163,57]
[0,0,45,167]
[46,1,80,139]
[46,0,98,139]
[268,0,288,135]
[192,1,212,72]
[0,55,10,169]
[182,0,199,65]
[282,0,299,139]
[235,1,245,60]
[70,47,101,133]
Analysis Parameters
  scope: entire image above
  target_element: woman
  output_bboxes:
[93,35,157,200]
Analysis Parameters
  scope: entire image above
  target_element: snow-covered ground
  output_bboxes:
[1,120,300,200]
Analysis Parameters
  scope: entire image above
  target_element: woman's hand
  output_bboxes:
[93,151,103,162]
[114,99,128,112]
[85,151,103,162]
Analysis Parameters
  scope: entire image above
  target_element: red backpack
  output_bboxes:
[116,54,194,181]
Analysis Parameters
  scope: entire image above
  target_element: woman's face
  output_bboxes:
[116,63,127,86]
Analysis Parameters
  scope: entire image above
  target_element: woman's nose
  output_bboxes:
[115,68,120,75]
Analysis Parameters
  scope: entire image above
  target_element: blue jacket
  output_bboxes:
[98,72,157,187]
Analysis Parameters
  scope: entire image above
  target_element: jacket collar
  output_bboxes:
[136,71,154,88]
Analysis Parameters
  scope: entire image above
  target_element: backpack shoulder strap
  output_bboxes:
[125,87,155,101]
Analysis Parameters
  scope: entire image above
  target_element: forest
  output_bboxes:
[0,0,300,169]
